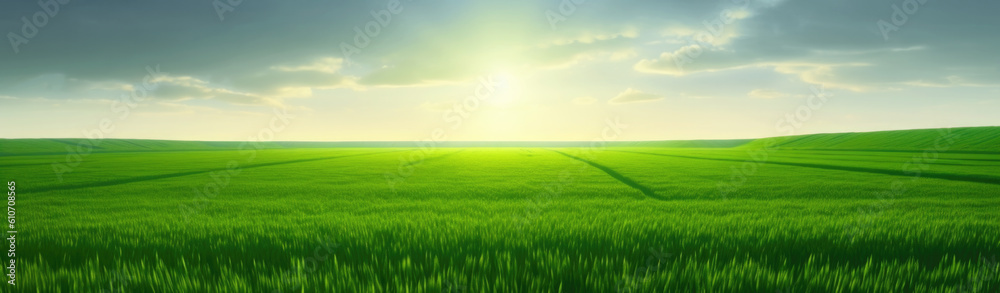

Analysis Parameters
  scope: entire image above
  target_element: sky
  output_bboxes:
[0,0,998,142]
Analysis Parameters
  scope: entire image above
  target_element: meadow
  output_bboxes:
[2,127,999,292]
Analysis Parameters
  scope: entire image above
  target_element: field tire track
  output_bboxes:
[779,148,1000,155]
[548,149,665,200]
[731,153,999,167]
[33,150,406,193]
[773,150,1000,163]
[0,162,56,168]
[613,150,1000,186]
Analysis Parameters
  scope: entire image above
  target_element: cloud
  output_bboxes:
[634,45,706,76]
[609,88,664,104]
[0,1,373,104]
[357,64,472,88]
[356,36,637,87]
[151,58,356,105]
[269,57,343,73]
[544,29,639,47]
[529,38,638,70]
[2,0,999,107]
[632,0,1000,92]
[231,58,357,96]
[355,16,641,87]
[635,44,998,92]
[150,75,273,105]
[748,89,806,99]
[2,57,356,106]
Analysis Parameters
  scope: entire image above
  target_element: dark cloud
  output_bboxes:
[634,0,1000,91]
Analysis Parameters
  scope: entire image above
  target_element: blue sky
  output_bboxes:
[1,0,998,141]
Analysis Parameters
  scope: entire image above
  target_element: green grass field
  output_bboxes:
[3,127,999,292]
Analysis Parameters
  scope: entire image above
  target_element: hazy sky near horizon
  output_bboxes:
[1,0,998,141]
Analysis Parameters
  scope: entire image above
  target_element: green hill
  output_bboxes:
[739,127,1000,153]
[2,127,998,156]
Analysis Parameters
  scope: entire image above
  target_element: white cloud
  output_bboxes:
[633,45,704,76]
[151,75,274,105]
[748,89,806,99]
[633,0,1000,94]
[609,88,664,104]
[140,57,359,105]
[543,28,639,48]
[269,57,344,73]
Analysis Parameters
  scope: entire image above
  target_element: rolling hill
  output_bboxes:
[1,126,998,156]
[738,127,1000,153]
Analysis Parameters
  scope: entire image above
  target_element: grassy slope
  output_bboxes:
[10,147,1000,292]
[3,126,998,156]
[739,127,1000,152]
[4,126,1000,292]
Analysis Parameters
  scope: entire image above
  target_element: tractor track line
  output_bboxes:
[773,148,1000,155]
[612,150,1000,186]
[697,153,1000,167]
[32,150,406,193]
[548,149,665,200]
[758,150,1000,163]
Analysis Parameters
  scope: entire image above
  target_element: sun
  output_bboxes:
[488,72,520,108]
